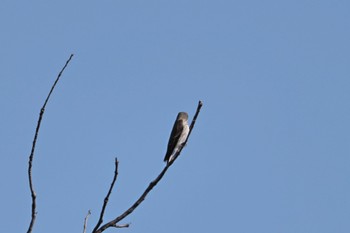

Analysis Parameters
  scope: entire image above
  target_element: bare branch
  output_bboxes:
[27,54,74,233]
[83,210,92,233]
[113,223,130,228]
[187,100,203,141]
[92,158,119,232]
[94,100,203,233]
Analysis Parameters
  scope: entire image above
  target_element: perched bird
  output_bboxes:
[164,112,189,163]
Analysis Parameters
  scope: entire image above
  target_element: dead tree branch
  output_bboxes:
[83,210,92,233]
[92,158,119,232]
[26,54,74,233]
[93,100,203,233]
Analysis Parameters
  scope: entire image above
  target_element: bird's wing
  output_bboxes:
[164,119,184,162]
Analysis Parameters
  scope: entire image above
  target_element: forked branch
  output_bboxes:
[93,100,203,233]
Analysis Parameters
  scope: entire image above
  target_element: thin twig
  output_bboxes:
[92,158,119,232]
[83,210,92,233]
[187,100,203,142]
[113,223,130,228]
[94,100,203,233]
[26,54,74,233]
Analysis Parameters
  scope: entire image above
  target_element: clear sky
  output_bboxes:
[1,1,349,233]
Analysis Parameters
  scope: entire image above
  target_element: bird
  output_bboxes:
[164,112,189,163]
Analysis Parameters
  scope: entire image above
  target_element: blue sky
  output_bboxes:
[1,1,349,233]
